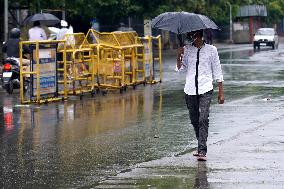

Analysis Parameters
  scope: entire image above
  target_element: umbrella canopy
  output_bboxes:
[151,11,219,34]
[23,13,60,26]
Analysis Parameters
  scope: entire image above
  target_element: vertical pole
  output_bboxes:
[20,42,24,103]
[158,36,162,82]
[149,37,153,83]
[142,45,145,82]
[63,42,67,97]
[128,17,131,28]
[62,11,66,20]
[229,3,232,43]
[249,16,253,43]
[96,45,100,87]
[131,47,136,83]
[62,0,66,20]
[121,50,125,87]
[4,0,8,42]
[36,42,40,103]
[227,2,232,43]
[101,49,106,85]
[72,51,76,93]
[16,3,20,25]
[90,50,95,90]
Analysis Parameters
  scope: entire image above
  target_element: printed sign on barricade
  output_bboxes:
[142,37,153,80]
[139,35,162,84]
[32,46,57,97]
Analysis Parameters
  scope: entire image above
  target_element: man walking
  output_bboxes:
[176,30,224,161]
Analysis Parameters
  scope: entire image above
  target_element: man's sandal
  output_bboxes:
[193,151,199,156]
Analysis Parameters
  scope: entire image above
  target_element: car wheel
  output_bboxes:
[253,42,258,50]
[253,44,257,50]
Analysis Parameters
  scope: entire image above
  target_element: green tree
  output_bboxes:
[14,0,284,30]
[267,0,284,24]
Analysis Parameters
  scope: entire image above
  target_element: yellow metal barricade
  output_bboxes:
[83,29,145,92]
[139,35,163,84]
[112,31,146,88]
[20,40,67,104]
[152,35,163,83]
[57,33,97,96]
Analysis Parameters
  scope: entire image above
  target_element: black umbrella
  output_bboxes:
[151,11,219,46]
[23,13,60,26]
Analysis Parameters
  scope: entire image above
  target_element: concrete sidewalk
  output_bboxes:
[207,114,284,188]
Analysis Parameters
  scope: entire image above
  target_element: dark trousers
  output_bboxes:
[185,90,213,155]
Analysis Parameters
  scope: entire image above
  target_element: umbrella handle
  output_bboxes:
[178,34,184,47]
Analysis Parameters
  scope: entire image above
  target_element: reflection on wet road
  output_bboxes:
[0,85,193,187]
[1,43,284,187]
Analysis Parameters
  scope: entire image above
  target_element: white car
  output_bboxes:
[253,28,279,50]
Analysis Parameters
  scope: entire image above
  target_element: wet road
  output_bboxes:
[1,42,284,188]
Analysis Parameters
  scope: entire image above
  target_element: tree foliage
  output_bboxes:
[16,0,284,29]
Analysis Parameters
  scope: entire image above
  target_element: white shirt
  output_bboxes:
[176,43,223,95]
[56,27,69,40]
[28,26,47,41]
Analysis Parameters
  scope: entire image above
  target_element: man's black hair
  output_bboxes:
[34,21,40,27]
[187,30,203,38]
